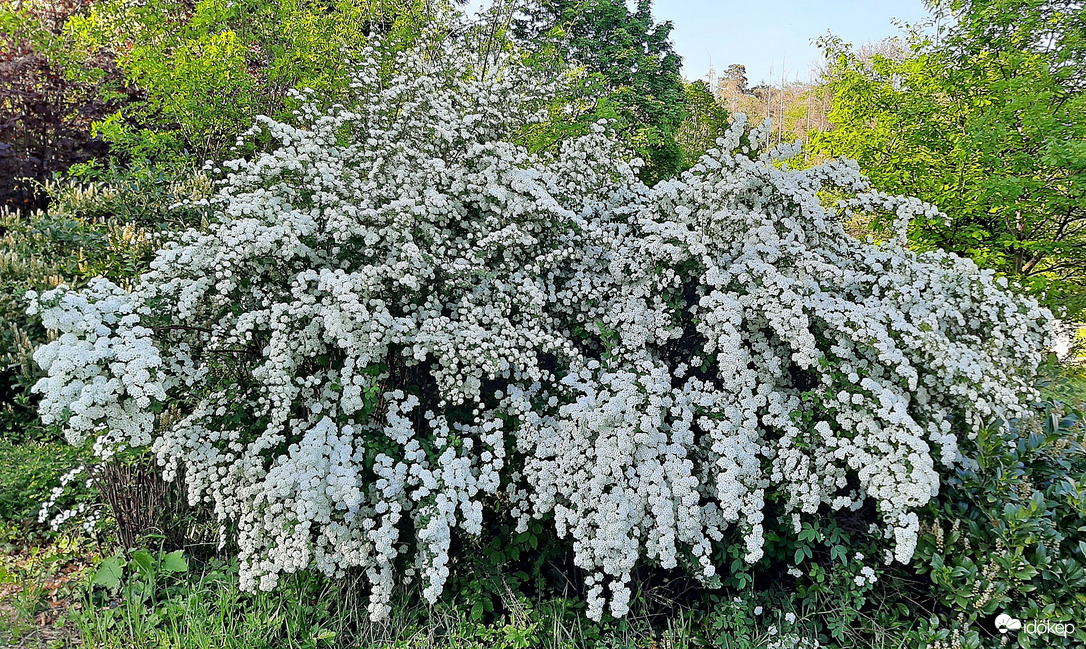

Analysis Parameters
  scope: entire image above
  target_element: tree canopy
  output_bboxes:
[515,0,686,184]
[813,1,1086,314]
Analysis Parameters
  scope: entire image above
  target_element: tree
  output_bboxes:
[675,79,730,166]
[813,2,1086,314]
[0,0,136,211]
[715,63,763,120]
[928,0,1085,90]
[722,63,749,95]
[710,63,831,147]
[515,0,686,183]
[65,0,459,166]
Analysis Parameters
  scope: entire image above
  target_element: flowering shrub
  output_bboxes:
[29,39,1052,621]
[0,179,192,442]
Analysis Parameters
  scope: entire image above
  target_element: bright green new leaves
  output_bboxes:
[93,550,188,594]
[66,0,455,165]
[676,80,732,168]
[814,3,1086,315]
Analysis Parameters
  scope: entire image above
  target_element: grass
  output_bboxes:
[67,558,670,649]
[64,552,900,649]
[0,548,907,649]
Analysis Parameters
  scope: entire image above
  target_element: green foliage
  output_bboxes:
[55,159,214,228]
[911,401,1086,647]
[1036,346,1086,407]
[78,553,339,648]
[927,0,1086,90]
[813,3,1086,315]
[65,0,460,166]
[512,66,628,157]
[77,555,346,649]
[90,549,188,595]
[675,80,731,167]
[702,503,905,646]
[0,439,90,531]
[0,0,135,211]
[516,0,686,184]
[73,553,619,649]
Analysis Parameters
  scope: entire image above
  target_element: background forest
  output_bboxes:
[0,0,1084,648]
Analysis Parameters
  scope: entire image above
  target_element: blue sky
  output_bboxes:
[462,1,932,85]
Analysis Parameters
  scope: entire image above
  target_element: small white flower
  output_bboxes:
[28,22,1050,623]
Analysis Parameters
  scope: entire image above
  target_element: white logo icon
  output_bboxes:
[996,613,1022,633]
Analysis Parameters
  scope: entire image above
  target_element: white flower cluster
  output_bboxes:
[766,633,820,649]
[855,564,878,587]
[28,278,166,458]
[29,37,1050,620]
[37,464,103,533]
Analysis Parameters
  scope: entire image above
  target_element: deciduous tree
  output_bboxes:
[814,2,1086,313]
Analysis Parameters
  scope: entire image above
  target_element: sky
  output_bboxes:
[462,0,932,86]
[653,0,931,85]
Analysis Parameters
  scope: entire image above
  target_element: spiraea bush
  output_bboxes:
[0,171,212,442]
[28,34,1053,622]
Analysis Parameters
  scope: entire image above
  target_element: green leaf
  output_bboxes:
[130,550,154,577]
[160,550,188,574]
[93,556,125,591]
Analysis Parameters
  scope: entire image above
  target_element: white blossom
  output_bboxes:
[29,32,1051,621]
